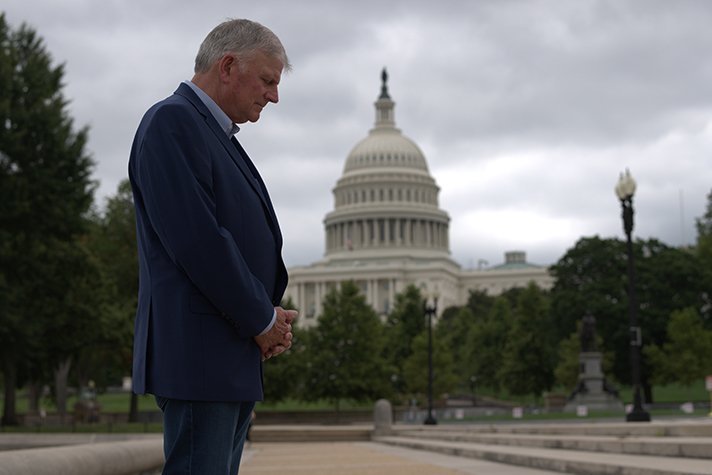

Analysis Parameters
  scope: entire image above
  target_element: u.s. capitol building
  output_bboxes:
[284,70,553,326]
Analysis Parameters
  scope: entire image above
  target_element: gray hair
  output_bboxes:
[194,19,292,74]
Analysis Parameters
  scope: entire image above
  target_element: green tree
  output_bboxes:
[435,305,477,387]
[499,282,555,404]
[401,330,458,399]
[85,179,139,419]
[549,236,712,403]
[696,189,712,260]
[467,296,512,397]
[643,307,712,401]
[305,281,393,414]
[384,284,425,393]
[465,289,495,320]
[0,15,96,424]
[554,332,581,392]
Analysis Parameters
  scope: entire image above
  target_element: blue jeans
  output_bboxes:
[156,396,255,475]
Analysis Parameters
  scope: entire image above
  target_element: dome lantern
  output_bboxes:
[374,67,396,129]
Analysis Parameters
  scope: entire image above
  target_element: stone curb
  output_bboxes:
[374,436,712,475]
[0,439,164,475]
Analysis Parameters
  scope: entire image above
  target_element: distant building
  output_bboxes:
[284,70,553,326]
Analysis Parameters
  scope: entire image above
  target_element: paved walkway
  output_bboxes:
[240,441,566,475]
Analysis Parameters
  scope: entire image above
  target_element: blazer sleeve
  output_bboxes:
[131,101,274,337]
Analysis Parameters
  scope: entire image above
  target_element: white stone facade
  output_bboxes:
[284,70,553,327]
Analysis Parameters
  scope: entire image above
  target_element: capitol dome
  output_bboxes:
[343,69,428,174]
[283,69,554,324]
[323,69,451,262]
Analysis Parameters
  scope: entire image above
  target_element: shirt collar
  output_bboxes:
[183,80,240,137]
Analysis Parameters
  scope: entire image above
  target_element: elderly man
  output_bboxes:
[129,19,296,474]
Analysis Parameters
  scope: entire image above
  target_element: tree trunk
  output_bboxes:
[54,356,72,414]
[1,347,19,426]
[129,392,139,423]
[27,380,43,413]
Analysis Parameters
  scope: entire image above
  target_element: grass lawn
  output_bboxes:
[1,379,709,434]
[473,379,711,406]
[11,392,160,414]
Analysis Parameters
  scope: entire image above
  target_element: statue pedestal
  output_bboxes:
[563,352,624,413]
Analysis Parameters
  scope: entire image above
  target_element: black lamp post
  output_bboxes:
[615,169,651,423]
[422,287,439,425]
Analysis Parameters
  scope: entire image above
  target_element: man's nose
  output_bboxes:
[266,87,279,104]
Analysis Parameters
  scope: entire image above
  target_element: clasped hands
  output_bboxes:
[254,306,297,361]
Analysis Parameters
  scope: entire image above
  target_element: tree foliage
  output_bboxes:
[383,284,425,393]
[305,281,393,409]
[549,235,712,402]
[467,296,513,396]
[498,282,555,402]
[402,329,458,399]
[643,307,712,400]
[0,15,95,424]
[696,188,712,261]
[435,306,476,384]
[83,179,140,418]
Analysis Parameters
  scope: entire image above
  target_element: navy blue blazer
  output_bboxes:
[129,83,288,402]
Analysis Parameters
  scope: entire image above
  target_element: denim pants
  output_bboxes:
[156,396,256,475]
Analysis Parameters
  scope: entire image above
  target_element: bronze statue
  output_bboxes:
[579,310,599,352]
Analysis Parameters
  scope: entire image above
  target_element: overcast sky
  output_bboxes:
[5,0,712,269]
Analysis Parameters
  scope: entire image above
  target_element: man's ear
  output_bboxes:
[218,54,236,83]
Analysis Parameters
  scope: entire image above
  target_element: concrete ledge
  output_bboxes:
[393,419,712,437]
[396,430,712,458]
[375,436,712,475]
[0,433,162,451]
[0,439,164,475]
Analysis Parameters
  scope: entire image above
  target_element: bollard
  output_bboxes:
[372,399,394,437]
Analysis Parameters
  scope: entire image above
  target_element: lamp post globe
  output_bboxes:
[615,170,651,423]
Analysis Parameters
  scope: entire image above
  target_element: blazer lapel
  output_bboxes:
[175,83,284,248]
[229,136,283,249]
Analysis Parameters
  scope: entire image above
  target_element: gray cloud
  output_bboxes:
[5,0,712,270]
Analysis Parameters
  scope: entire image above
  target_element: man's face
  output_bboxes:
[222,51,283,124]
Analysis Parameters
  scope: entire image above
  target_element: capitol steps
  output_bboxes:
[373,420,712,475]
